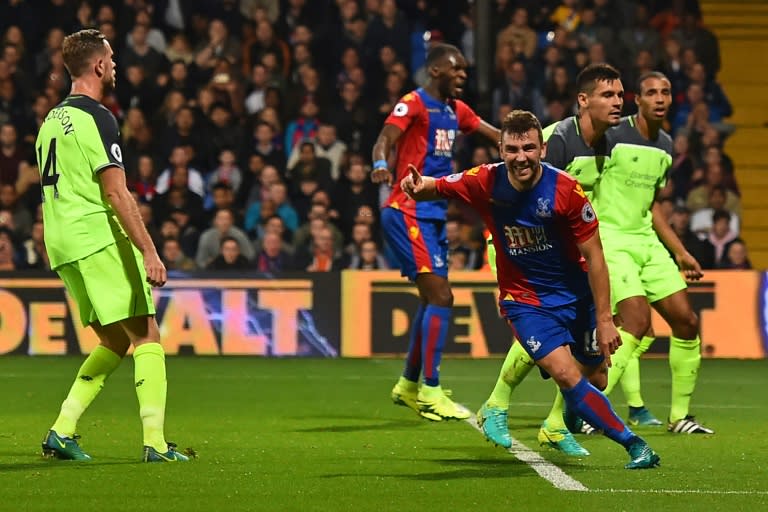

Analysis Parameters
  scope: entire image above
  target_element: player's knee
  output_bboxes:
[672,310,699,340]
[621,315,651,339]
[429,287,453,307]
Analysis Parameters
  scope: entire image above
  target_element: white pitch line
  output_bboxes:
[464,412,588,492]
[591,488,768,495]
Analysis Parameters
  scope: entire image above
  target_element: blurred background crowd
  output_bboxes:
[0,0,751,273]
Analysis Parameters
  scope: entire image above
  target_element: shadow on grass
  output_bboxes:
[0,459,140,472]
[294,419,429,433]
[321,456,538,480]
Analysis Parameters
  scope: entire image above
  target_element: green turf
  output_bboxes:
[1,357,767,511]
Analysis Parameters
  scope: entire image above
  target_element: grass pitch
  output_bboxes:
[1,357,766,512]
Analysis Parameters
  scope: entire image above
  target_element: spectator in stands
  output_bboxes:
[575,6,614,57]
[347,239,389,270]
[669,204,715,270]
[295,225,345,272]
[168,208,201,259]
[287,141,333,194]
[687,62,732,126]
[332,161,377,240]
[121,108,157,178]
[244,19,290,81]
[151,172,205,232]
[254,231,293,272]
[686,162,741,216]
[245,180,299,237]
[618,4,661,65]
[207,236,251,270]
[492,60,546,122]
[195,18,241,73]
[292,202,343,254]
[0,122,31,187]
[671,12,720,75]
[244,63,270,115]
[708,210,738,268]
[496,7,538,62]
[207,148,243,198]
[284,99,321,159]
[206,182,243,227]
[243,120,286,172]
[0,182,31,238]
[721,239,751,270]
[690,185,740,237]
[156,146,206,198]
[20,219,48,270]
[164,33,194,65]
[35,27,65,81]
[162,105,210,169]
[0,225,17,270]
[121,23,168,86]
[206,105,243,167]
[161,237,196,272]
[196,208,254,269]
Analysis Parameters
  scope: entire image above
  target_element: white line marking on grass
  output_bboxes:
[464,411,588,492]
[591,488,768,495]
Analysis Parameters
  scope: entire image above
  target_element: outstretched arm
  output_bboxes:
[371,124,403,186]
[400,164,441,201]
[475,119,501,145]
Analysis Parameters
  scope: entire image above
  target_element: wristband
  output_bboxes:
[373,159,388,170]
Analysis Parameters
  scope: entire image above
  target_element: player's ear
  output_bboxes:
[94,56,105,78]
[576,91,588,109]
[540,140,547,159]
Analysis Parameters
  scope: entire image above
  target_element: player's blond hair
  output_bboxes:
[62,29,107,78]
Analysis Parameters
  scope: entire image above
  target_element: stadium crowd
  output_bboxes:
[0,0,751,273]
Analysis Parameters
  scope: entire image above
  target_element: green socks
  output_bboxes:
[486,341,535,408]
[133,343,168,452]
[543,384,567,430]
[620,335,655,407]
[51,345,122,437]
[603,328,640,396]
[669,336,701,422]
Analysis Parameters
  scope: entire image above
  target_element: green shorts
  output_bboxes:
[57,237,155,327]
[603,236,686,309]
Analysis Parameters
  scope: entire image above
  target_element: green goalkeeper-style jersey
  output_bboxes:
[596,116,672,237]
[35,95,126,269]
[543,115,672,238]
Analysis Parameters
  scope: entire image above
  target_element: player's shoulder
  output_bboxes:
[64,95,118,128]
[399,89,425,107]
[388,89,424,119]
[545,162,577,186]
[543,116,576,143]
[546,162,587,197]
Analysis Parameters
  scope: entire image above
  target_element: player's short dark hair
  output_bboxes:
[576,63,621,94]
[426,43,461,68]
[500,110,543,144]
[62,29,107,78]
[637,71,671,95]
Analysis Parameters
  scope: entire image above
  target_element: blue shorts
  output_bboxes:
[501,298,604,370]
[380,207,448,281]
